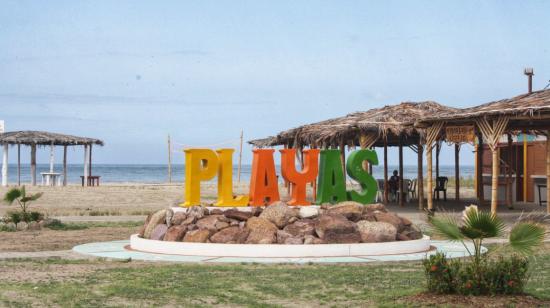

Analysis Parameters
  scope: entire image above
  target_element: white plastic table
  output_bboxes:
[41,172,62,186]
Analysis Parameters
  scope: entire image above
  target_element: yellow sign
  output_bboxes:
[446,125,475,144]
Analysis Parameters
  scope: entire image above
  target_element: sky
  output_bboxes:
[1,0,549,166]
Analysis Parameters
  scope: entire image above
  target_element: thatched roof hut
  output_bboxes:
[249,101,457,148]
[0,131,104,146]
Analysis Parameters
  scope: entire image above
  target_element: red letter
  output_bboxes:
[280,148,320,205]
[249,149,280,206]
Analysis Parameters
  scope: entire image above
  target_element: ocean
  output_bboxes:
[4,164,475,184]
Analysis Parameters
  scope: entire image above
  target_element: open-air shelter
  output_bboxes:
[0,131,104,186]
[249,101,458,208]
[416,89,550,214]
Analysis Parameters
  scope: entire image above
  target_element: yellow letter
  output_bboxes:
[182,149,219,207]
[215,149,249,206]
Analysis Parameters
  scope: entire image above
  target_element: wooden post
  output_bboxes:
[49,143,54,173]
[491,147,499,214]
[436,141,440,179]
[522,132,532,202]
[83,145,89,186]
[506,134,513,208]
[426,121,443,211]
[474,142,478,196]
[63,145,68,186]
[455,144,460,201]
[417,141,424,210]
[339,139,346,179]
[167,135,172,183]
[89,144,93,176]
[383,137,389,203]
[546,129,550,214]
[237,130,243,183]
[17,144,20,186]
[477,133,484,204]
[1,143,8,187]
[31,144,36,186]
[398,134,404,207]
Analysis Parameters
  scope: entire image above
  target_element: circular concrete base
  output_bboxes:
[72,239,485,263]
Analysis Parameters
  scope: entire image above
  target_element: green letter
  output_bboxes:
[346,149,379,204]
[316,149,347,204]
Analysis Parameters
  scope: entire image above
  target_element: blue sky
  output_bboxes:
[1,0,549,165]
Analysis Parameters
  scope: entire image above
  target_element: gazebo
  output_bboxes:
[249,101,458,208]
[0,131,104,186]
[416,89,550,214]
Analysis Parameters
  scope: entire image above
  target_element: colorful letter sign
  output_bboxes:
[181,147,379,207]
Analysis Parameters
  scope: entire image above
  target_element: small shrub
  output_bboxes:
[423,252,460,294]
[7,211,22,224]
[45,221,88,231]
[29,211,43,222]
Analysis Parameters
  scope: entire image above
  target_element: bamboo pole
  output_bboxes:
[506,134,513,208]
[167,135,172,183]
[31,144,36,186]
[435,141,440,179]
[427,142,433,210]
[455,144,460,201]
[399,134,404,207]
[491,148,499,214]
[1,143,8,187]
[237,130,243,183]
[523,133,528,202]
[417,141,424,210]
[17,144,20,186]
[63,145,67,186]
[477,133,484,204]
[89,144,92,176]
[546,129,550,214]
[339,139,346,179]
[83,145,89,186]
[474,142,478,196]
[383,137,388,203]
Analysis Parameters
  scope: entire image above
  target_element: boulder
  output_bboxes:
[196,215,225,231]
[183,229,211,243]
[171,212,188,225]
[326,201,364,221]
[246,217,277,244]
[356,221,397,243]
[276,230,304,245]
[224,209,253,221]
[16,221,29,231]
[283,219,315,237]
[400,216,413,227]
[374,212,403,230]
[228,219,240,226]
[283,236,304,245]
[304,234,324,244]
[210,208,224,215]
[139,213,153,237]
[181,216,197,226]
[299,206,319,219]
[250,207,263,217]
[28,221,40,231]
[364,203,387,213]
[187,206,207,220]
[143,209,167,239]
[215,220,229,230]
[4,222,16,232]
[163,225,188,241]
[399,224,423,240]
[259,202,296,228]
[210,226,250,243]
[315,214,361,244]
[165,208,174,227]
[150,224,168,240]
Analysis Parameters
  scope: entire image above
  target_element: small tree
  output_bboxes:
[3,186,43,219]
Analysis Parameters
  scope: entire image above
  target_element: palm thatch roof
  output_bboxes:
[249,101,457,148]
[0,131,104,146]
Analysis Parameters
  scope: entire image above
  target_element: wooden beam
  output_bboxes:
[63,145,68,186]
[418,141,424,209]
[83,145,89,186]
[523,133,528,202]
[31,144,36,186]
[477,133,484,205]
[2,143,8,187]
[89,144,93,176]
[383,137,389,203]
[547,129,550,214]
[491,147,499,214]
[17,144,20,186]
[507,134,513,208]
[455,144,460,201]
[339,140,346,179]
[426,121,443,211]
[435,141,440,179]
[398,134,404,207]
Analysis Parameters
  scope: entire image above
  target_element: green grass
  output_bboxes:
[1,244,549,307]
[45,220,142,231]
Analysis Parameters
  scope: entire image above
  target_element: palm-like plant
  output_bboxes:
[3,186,43,216]
[429,205,546,270]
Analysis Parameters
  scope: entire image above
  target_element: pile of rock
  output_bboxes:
[139,201,423,244]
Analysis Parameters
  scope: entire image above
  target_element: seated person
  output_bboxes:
[388,170,400,196]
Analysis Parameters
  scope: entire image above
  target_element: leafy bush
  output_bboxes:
[3,186,43,222]
[6,210,43,223]
[45,220,88,231]
[424,253,529,295]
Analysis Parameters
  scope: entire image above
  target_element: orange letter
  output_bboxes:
[280,148,319,205]
[249,149,280,206]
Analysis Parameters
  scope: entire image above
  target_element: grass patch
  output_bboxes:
[45,221,142,231]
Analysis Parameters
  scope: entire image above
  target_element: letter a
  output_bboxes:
[215,149,249,206]
[280,148,319,205]
[316,149,347,204]
[182,149,219,207]
[249,149,280,206]
[346,149,379,204]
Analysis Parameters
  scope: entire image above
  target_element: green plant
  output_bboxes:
[3,186,43,222]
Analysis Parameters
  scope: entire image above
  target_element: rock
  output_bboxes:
[326,201,364,222]
[246,217,277,244]
[224,209,253,221]
[250,207,263,217]
[283,219,315,237]
[259,202,296,228]
[277,230,304,245]
[228,219,240,226]
[364,203,387,213]
[143,209,167,239]
[284,236,304,244]
[400,216,413,226]
[139,213,153,237]
[163,225,188,241]
[39,218,61,228]
[150,224,168,240]
[287,216,299,224]
[299,206,319,219]
[28,221,40,231]
[4,222,16,232]
[276,230,292,243]
[215,221,230,230]
[304,235,324,244]
[16,221,28,231]
[171,212,187,225]
[183,229,211,242]
[374,212,403,230]
[360,212,377,222]
[165,208,174,227]
[181,216,197,226]
[210,208,224,215]
[187,224,198,231]
[399,224,423,240]
[210,226,250,243]
[356,221,397,243]
[396,233,411,241]
[196,215,224,231]
[187,206,206,220]
[314,214,356,239]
